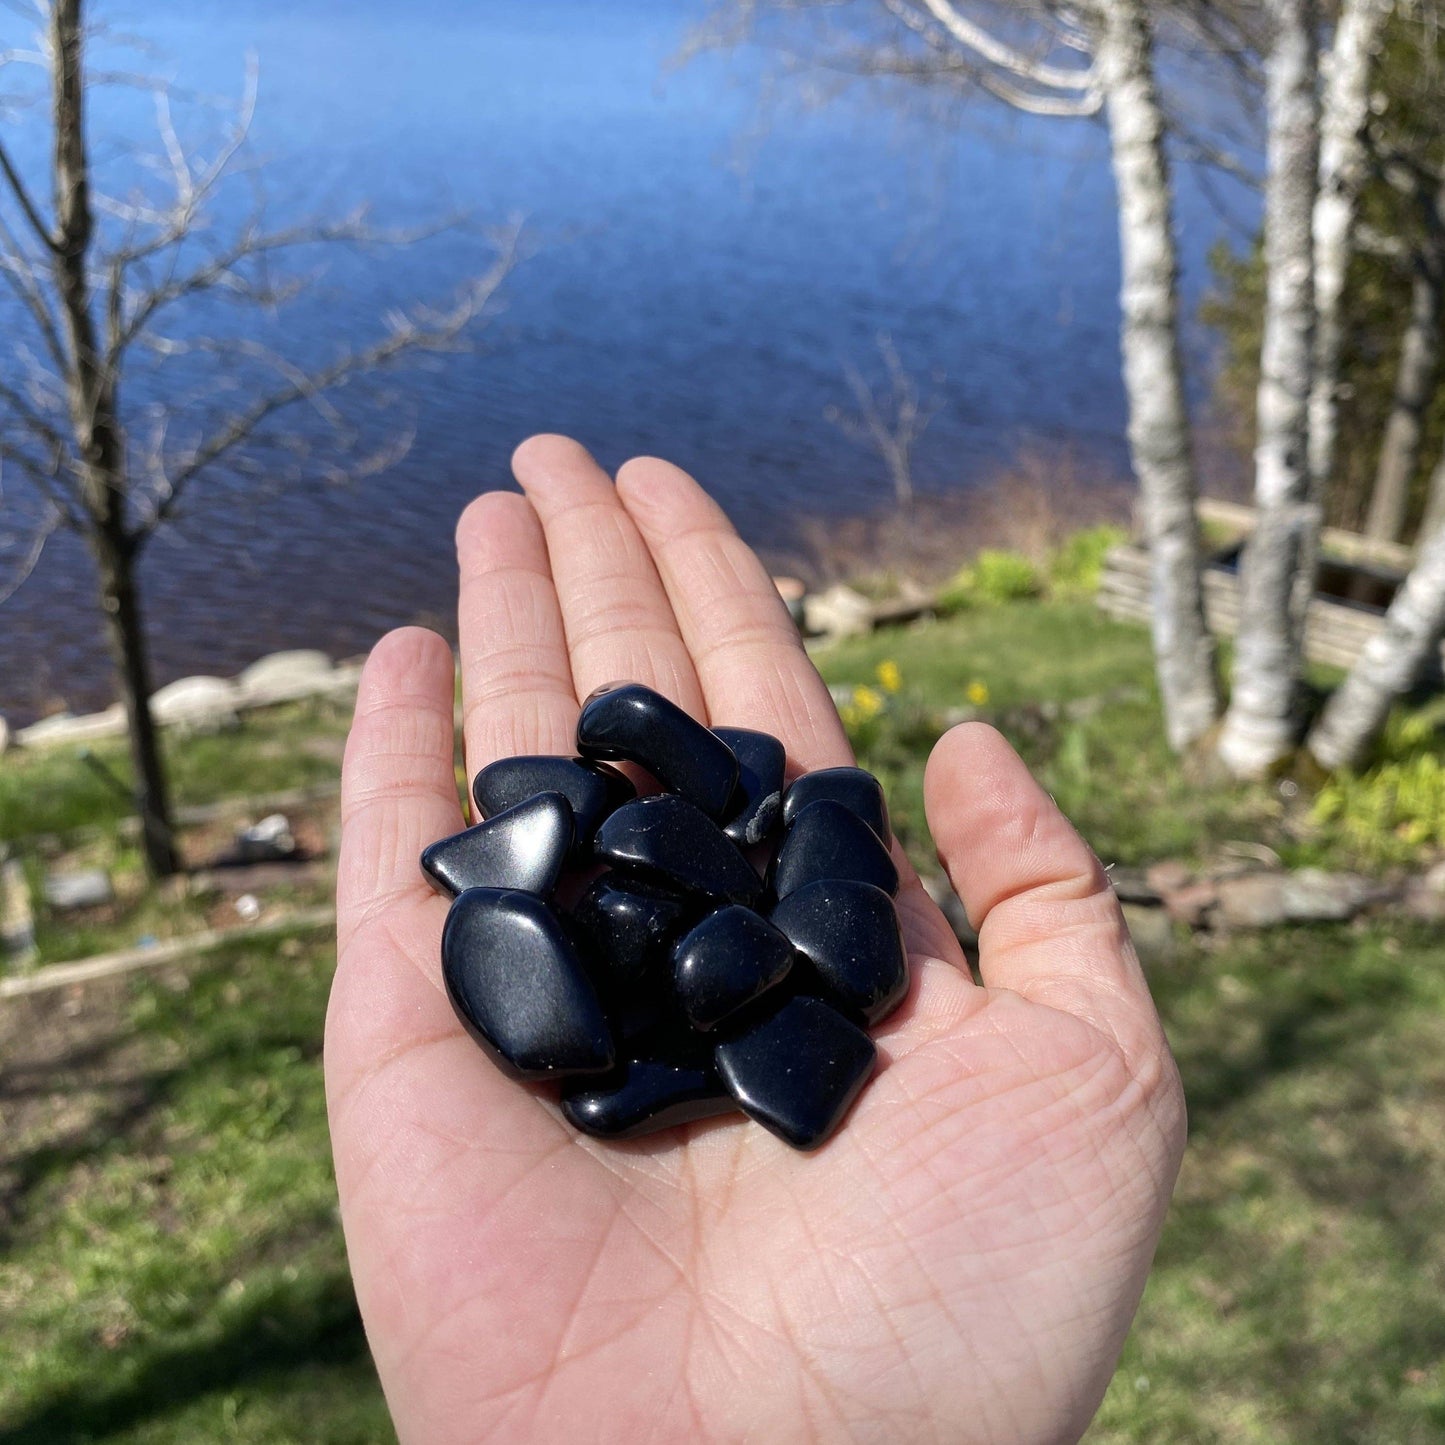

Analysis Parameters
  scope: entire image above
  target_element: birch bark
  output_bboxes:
[1218,0,1321,777]
[1307,507,1445,768]
[1097,0,1219,750]
[1308,0,1392,498]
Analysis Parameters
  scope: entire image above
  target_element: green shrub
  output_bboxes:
[1049,524,1129,596]
[1313,708,1445,862]
[938,549,1041,612]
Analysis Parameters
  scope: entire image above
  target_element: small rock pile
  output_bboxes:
[420,683,907,1150]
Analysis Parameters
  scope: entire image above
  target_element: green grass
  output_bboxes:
[2,599,1443,1441]
[0,929,391,1443]
[1091,921,1445,1444]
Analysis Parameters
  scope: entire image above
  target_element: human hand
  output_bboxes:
[326,435,1186,1444]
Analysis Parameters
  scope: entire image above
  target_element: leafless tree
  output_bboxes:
[696,0,1225,749]
[1308,0,1394,505]
[1307,498,1445,767]
[0,0,513,875]
[825,333,934,510]
[1361,165,1445,541]
[1217,0,1321,778]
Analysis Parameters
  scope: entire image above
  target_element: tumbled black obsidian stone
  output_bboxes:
[714,994,876,1150]
[673,904,795,1031]
[782,766,890,843]
[442,887,614,1081]
[595,794,764,907]
[769,798,899,900]
[421,791,574,898]
[577,683,739,818]
[570,874,692,998]
[473,755,634,856]
[771,879,908,1025]
[561,1057,737,1140]
[713,727,786,847]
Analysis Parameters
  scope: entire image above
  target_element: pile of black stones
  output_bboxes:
[419,682,907,1150]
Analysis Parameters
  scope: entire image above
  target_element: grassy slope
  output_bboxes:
[0,603,1441,1441]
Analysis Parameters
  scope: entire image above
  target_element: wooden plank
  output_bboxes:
[0,906,336,1000]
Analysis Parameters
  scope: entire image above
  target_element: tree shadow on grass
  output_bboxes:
[0,1267,379,1444]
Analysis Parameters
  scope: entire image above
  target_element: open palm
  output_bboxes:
[325,435,1185,1444]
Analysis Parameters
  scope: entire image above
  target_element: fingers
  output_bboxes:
[336,627,461,961]
[455,490,578,781]
[512,435,705,716]
[615,455,852,772]
[617,455,968,977]
[924,723,1166,1057]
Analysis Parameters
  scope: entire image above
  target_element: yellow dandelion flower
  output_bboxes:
[966,680,989,707]
[876,659,902,694]
[852,684,884,720]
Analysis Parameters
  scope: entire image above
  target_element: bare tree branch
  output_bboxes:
[133,232,518,543]
[826,332,934,507]
[0,136,56,248]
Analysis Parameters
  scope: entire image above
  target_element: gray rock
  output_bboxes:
[150,675,239,729]
[803,585,873,639]
[1278,869,1377,922]
[1146,859,1194,895]
[17,704,127,748]
[236,649,335,705]
[1216,874,1289,929]
[1422,859,1445,897]
[234,813,297,863]
[43,867,114,912]
[1122,902,1176,965]
[0,713,9,755]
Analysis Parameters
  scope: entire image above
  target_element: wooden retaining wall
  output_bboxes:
[1098,508,1442,676]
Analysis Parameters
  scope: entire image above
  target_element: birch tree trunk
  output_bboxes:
[1421,440,1445,541]
[1308,0,1391,498]
[1307,508,1445,768]
[1097,0,1219,750]
[1218,0,1321,777]
[1365,258,1443,541]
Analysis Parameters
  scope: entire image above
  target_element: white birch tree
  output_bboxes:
[1306,499,1445,767]
[1308,0,1393,501]
[698,0,1223,749]
[1217,0,1321,778]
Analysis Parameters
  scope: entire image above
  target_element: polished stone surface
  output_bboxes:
[782,765,890,843]
[442,887,614,1081]
[562,1057,737,1139]
[595,794,764,906]
[570,874,693,997]
[770,879,908,1025]
[577,683,739,818]
[769,798,899,900]
[421,791,574,898]
[714,994,876,1150]
[713,727,786,847]
[473,755,634,855]
[673,904,795,1030]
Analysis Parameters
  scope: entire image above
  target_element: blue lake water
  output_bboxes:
[0,0,1255,718]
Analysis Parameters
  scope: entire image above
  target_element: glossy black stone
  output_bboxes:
[769,799,899,900]
[770,879,908,1025]
[441,887,614,1081]
[472,755,634,856]
[577,683,739,818]
[713,727,786,847]
[420,791,574,898]
[561,1057,737,1140]
[571,874,692,997]
[714,994,877,1150]
[673,904,795,1030]
[594,794,764,907]
[782,766,890,843]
